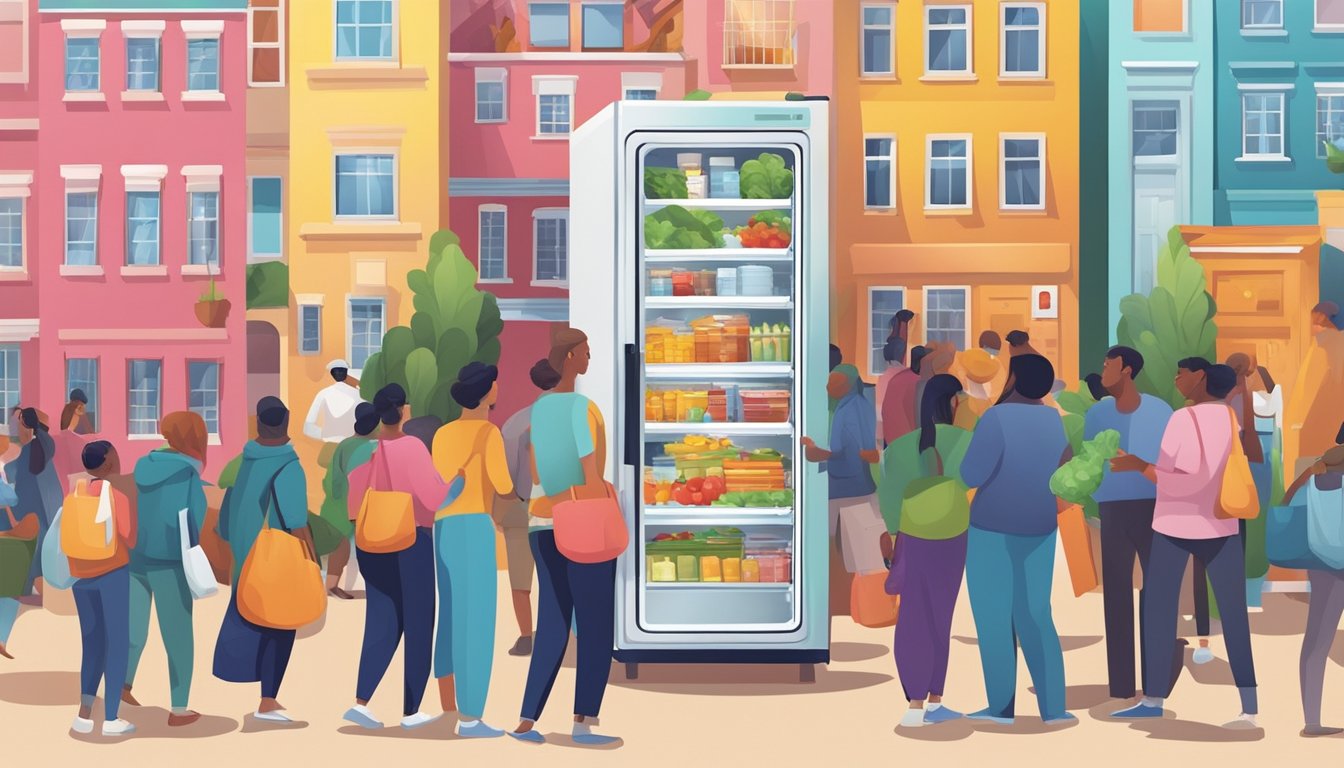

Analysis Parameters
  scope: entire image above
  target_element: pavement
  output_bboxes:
[1,547,1343,766]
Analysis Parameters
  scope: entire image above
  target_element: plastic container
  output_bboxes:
[648,556,677,582]
[676,554,699,582]
[722,557,742,582]
[716,267,738,296]
[709,157,740,199]
[700,556,722,582]
[740,558,761,583]
[671,270,695,297]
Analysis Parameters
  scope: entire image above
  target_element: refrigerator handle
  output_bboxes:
[623,343,639,467]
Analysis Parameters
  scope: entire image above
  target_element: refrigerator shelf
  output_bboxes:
[644,582,792,591]
[645,296,792,310]
[642,512,793,527]
[643,248,791,262]
[644,422,791,437]
[643,197,794,211]
[645,363,793,380]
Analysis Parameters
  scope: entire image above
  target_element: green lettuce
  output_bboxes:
[644,167,687,199]
[1049,429,1121,506]
[644,205,724,250]
[739,153,795,199]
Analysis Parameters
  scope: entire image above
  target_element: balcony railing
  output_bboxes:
[722,0,795,68]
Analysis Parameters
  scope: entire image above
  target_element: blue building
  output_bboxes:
[1098,0,1216,339]
[1214,0,1344,225]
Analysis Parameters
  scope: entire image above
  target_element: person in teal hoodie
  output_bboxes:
[125,411,209,727]
[213,397,314,724]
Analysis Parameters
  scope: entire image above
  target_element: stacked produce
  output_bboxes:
[644,206,728,250]
[749,324,791,362]
[645,527,791,584]
[1049,429,1121,505]
[734,211,791,248]
[645,438,791,507]
[724,449,787,493]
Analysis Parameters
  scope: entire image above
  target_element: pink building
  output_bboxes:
[449,0,688,418]
[36,1,248,472]
[0,0,41,431]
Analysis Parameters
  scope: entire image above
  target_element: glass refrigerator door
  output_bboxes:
[635,138,805,634]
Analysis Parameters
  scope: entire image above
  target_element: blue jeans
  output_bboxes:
[73,566,131,720]
[965,526,1067,720]
[432,514,497,719]
[356,529,434,715]
[520,530,616,721]
[0,598,18,646]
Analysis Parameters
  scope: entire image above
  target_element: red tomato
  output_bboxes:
[687,476,705,493]
[703,476,726,495]
[673,488,693,506]
[691,492,705,506]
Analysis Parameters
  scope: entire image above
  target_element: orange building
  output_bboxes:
[833,0,1080,381]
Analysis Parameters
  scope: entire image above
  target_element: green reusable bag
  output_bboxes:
[897,448,970,540]
[0,537,36,598]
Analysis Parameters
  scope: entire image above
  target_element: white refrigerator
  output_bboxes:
[570,100,831,680]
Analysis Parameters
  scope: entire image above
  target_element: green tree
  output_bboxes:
[358,230,504,423]
[1115,226,1218,409]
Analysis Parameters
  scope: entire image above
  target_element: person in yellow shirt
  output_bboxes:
[430,362,513,739]
[953,348,999,431]
[1285,302,1344,477]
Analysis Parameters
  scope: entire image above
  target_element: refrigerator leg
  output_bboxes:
[799,664,815,684]
[625,662,640,680]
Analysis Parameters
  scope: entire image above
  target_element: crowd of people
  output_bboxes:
[818,304,1344,736]
[0,330,619,745]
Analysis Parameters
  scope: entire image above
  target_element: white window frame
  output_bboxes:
[181,20,224,100]
[247,0,285,87]
[925,133,973,211]
[1000,2,1045,79]
[0,0,30,85]
[924,4,972,77]
[346,295,387,377]
[532,207,569,287]
[333,0,398,63]
[999,133,1046,211]
[1317,83,1344,158]
[1238,86,1290,161]
[247,176,283,262]
[0,172,32,274]
[122,164,167,269]
[475,67,508,124]
[0,345,19,431]
[182,165,222,273]
[1319,0,1344,31]
[120,20,164,99]
[860,2,896,78]
[533,76,578,139]
[62,20,105,99]
[1241,0,1284,29]
[187,360,222,438]
[333,150,399,221]
[126,358,163,439]
[297,299,322,356]
[621,71,662,100]
[921,285,972,350]
[863,134,896,211]
[476,204,510,284]
[867,285,906,379]
[61,165,101,272]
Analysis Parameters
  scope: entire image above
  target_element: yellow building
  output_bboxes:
[288,0,446,494]
[834,0,1081,382]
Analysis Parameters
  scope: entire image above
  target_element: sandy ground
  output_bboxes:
[2,548,1343,767]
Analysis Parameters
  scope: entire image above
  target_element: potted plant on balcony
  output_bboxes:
[195,277,231,329]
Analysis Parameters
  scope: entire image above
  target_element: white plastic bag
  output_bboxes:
[94,479,115,546]
[179,508,217,600]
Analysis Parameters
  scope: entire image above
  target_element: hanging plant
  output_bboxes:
[194,278,231,329]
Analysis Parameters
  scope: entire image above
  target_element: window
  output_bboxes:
[186,38,220,92]
[624,88,656,100]
[127,359,162,437]
[926,136,971,209]
[335,154,396,218]
[533,209,568,284]
[861,4,895,76]
[1242,0,1283,28]
[0,346,17,430]
[1132,101,1178,157]
[125,37,160,92]
[248,0,284,86]
[299,304,321,355]
[1133,0,1185,32]
[247,178,282,260]
[622,71,661,100]
[529,2,570,47]
[66,358,100,432]
[723,0,796,67]
[0,0,29,84]
[0,198,20,269]
[475,68,507,123]
[336,0,393,60]
[1002,4,1044,77]
[1318,92,1344,158]
[534,77,576,136]
[1001,135,1044,210]
[925,5,971,75]
[65,191,98,266]
[1242,92,1286,158]
[65,37,100,92]
[582,1,623,49]
[864,136,895,209]
[1320,0,1344,29]
[188,192,219,267]
[924,287,969,350]
[126,191,161,266]
[477,205,507,282]
[348,298,385,371]
[188,362,221,436]
[868,287,905,376]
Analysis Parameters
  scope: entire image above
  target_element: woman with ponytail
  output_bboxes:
[342,385,465,731]
[13,408,61,602]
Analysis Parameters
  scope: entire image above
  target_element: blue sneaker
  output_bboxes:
[1111,703,1164,719]
[967,708,1014,725]
[507,729,546,744]
[573,732,622,747]
[924,706,964,724]
[1043,713,1078,727]
[457,720,504,739]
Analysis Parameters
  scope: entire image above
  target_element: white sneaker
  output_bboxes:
[1223,713,1259,730]
[342,705,382,729]
[400,712,441,730]
[102,719,136,737]
[1193,646,1215,665]
[900,708,926,728]
[254,709,293,723]
[70,716,94,735]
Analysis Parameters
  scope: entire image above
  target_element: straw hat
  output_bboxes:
[960,348,999,385]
